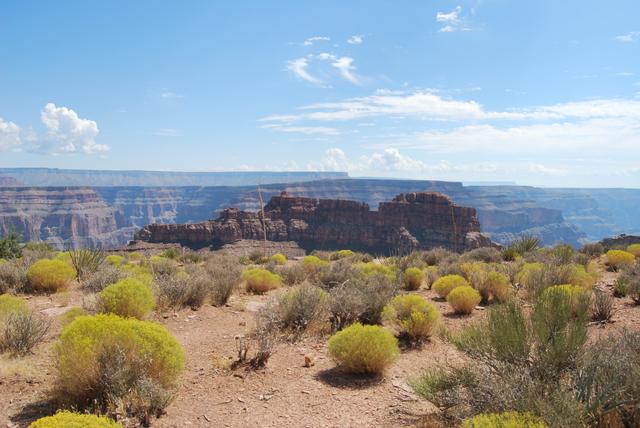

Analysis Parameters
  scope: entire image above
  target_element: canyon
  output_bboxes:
[0,170,639,249]
[134,192,492,253]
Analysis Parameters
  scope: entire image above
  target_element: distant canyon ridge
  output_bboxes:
[0,168,639,249]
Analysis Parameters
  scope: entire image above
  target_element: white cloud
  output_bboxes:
[331,56,360,85]
[438,25,456,33]
[40,103,108,154]
[0,118,22,151]
[303,36,330,46]
[287,57,322,85]
[262,124,339,135]
[347,35,364,45]
[436,6,472,33]
[160,91,183,99]
[436,6,462,23]
[365,147,425,171]
[153,128,183,137]
[615,31,640,42]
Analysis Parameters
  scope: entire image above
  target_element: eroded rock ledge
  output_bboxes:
[134,191,493,254]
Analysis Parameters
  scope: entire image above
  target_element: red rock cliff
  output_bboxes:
[135,191,493,253]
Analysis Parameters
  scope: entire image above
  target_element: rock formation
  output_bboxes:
[134,191,493,253]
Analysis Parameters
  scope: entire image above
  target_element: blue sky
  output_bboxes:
[1,0,639,187]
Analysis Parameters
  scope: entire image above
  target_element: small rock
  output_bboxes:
[239,321,246,326]
[303,354,315,367]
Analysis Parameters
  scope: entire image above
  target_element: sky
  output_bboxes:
[1,0,639,187]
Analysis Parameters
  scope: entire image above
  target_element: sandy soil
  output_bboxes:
[2,261,640,427]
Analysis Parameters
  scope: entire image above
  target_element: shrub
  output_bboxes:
[302,255,329,274]
[69,248,106,280]
[581,243,604,257]
[382,294,439,343]
[205,255,242,306]
[432,274,469,298]
[105,254,125,266]
[424,266,439,289]
[501,247,518,262]
[476,270,512,303]
[330,249,355,260]
[626,243,640,257]
[327,323,399,374]
[606,250,635,271]
[148,256,178,278]
[0,261,27,293]
[276,262,307,286]
[270,253,287,265]
[591,289,614,322]
[0,294,28,324]
[155,269,210,309]
[59,307,86,326]
[161,247,181,259]
[460,247,502,264]
[0,230,22,259]
[403,267,425,290]
[277,284,329,338]
[26,259,76,293]
[515,263,551,297]
[242,268,282,293]
[316,259,361,288]
[1,311,50,356]
[423,247,456,266]
[541,284,590,316]
[447,286,481,315]
[98,278,155,319]
[29,411,123,428]
[461,411,546,428]
[357,262,396,280]
[509,234,541,256]
[614,277,630,297]
[54,314,185,417]
[82,264,125,293]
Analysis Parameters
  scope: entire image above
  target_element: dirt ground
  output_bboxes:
[2,260,639,428]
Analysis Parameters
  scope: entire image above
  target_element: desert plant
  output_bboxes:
[105,254,125,266]
[327,322,399,374]
[591,289,614,322]
[270,253,287,265]
[316,259,360,288]
[382,294,439,343]
[276,262,307,286]
[424,265,439,289]
[161,247,181,260]
[614,277,630,297]
[0,230,22,259]
[403,267,425,290]
[69,248,106,280]
[422,247,456,266]
[356,262,396,280]
[0,294,29,326]
[1,311,50,356]
[461,411,546,428]
[551,244,576,265]
[302,255,329,274]
[278,284,330,338]
[515,263,552,298]
[26,259,76,293]
[98,278,155,319]
[432,274,470,298]
[54,314,185,417]
[447,286,481,315]
[501,247,518,262]
[59,307,86,327]
[460,247,502,264]
[0,261,27,293]
[509,234,541,256]
[205,255,242,306]
[541,284,590,317]
[148,256,179,278]
[330,249,355,260]
[626,243,640,257]
[581,243,604,257]
[82,264,125,293]
[29,411,123,427]
[242,267,282,293]
[606,250,635,271]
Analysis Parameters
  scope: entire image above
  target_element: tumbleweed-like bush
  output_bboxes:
[432,274,470,298]
[29,411,123,428]
[98,277,155,319]
[242,267,282,293]
[328,322,399,375]
[269,253,287,265]
[330,249,355,260]
[277,284,330,338]
[382,294,439,343]
[302,255,329,274]
[606,250,635,271]
[447,285,481,315]
[626,243,640,257]
[26,259,76,293]
[54,314,185,416]
[403,267,425,290]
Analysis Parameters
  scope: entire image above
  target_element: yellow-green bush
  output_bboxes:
[606,250,635,271]
[461,411,546,427]
[328,322,399,374]
[476,270,512,303]
[270,253,287,265]
[627,244,640,257]
[515,263,546,287]
[356,262,396,280]
[447,285,481,315]
[105,254,125,266]
[26,259,76,292]
[563,264,597,289]
[98,278,155,319]
[55,314,185,408]
[242,267,282,293]
[59,307,86,327]
[403,267,425,290]
[0,294,28,324]
[432,274,470,298]
[542,284,589,315]
[302,255,329,274]
[127,251,144,261]
[425,265,439,288]
[29,411,123,428]
[330,249,355,260]
[382,294,439,342]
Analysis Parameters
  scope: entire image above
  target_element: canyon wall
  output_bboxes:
[135,192,493,253]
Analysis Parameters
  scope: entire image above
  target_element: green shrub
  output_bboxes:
[626,244,640,257]
[302,255,329,274]
[69,248,106,280]
[591,289,614,322]
[403,267,425,290]
[541,284,590,316]
[0,261,26,294]
[382,294,439,343]
[270,253,287,265]
[0,231,22,259]
[98,278,155,319]
[606,250,635,271]
[356,262,396,280]
[26,259,76,292]
[447,286,481,315]
[509,234,541,256]
[276,262,307,286]
[59,307,86,327]
[105,254,125,266]
[327,323,399,374]
[205,255,242,306]
[461,411,546,428]
[329,273,397,328]
[278,284,329,338]
[460,247,502,264]
[476,270,512,303]
[54,314,185,414]
[330,249,355,260]
[0,294,28,325]
[432,274,469,298]
[242,268,282,293]
[82,264,125,293]
[148,255,179,278]
[615,263,640,304]
[29,411,123,428]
